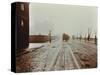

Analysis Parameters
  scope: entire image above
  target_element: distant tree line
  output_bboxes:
[72,28,97,45]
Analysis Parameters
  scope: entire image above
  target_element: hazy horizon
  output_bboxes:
[29,3,97,38]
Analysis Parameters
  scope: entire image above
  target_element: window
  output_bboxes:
[20,4,24,11]
[21,20,24,27]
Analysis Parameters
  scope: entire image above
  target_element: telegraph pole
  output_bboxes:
[49,30,51,43]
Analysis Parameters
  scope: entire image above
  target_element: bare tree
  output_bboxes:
[87,28,92,41]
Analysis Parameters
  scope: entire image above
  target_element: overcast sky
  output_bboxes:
[29,3,97,37]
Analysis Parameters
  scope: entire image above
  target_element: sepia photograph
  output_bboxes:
[14,2,97,72]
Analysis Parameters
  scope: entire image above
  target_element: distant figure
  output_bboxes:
[72,35,75,40]
[84,36,87,42]
[95,34,97,45]
[87,34,90,41]
[84,34,87,42]
[62,33,70,42]
[79,35,82,41]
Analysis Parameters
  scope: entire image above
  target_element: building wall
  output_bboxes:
[15,2,29,51]
[29,35,49,43]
